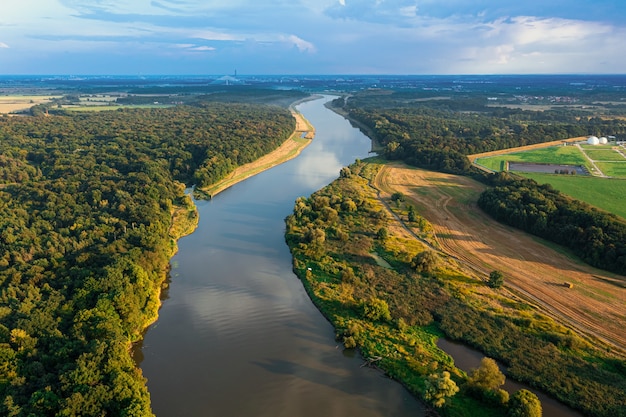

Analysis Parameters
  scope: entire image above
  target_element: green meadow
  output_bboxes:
[583,149,626,161]
[475,145,626,219]
[475,146,590,171]
[596,161,626,178]
[580,144,614,150]
[518,173,626,219]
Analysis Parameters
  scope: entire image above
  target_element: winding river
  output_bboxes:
[137,96,425,416]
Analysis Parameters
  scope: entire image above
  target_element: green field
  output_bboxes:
[475,144,626,219]
[518,173,626,219]
[580,144,614,150]
[476,146,590,171]
[596,161,626,178]
[583,149,626,161]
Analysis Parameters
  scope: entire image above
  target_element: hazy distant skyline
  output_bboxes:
[2,0,626,75]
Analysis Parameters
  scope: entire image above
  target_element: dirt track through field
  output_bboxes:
[374,163,626,353]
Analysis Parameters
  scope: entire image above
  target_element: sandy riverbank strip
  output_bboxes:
[200,97,318,198]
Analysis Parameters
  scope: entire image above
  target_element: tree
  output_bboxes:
[305,227,326,245]
[488,270,504,288]
[508,389,542,417]
[341,198,357,213]
[411,250,439,274]
[361,298,391,322]
[407,205,417,222]
[385,141,402,159]
[469,357,505,391]
[424,371,459,408]
[376,227,389,241]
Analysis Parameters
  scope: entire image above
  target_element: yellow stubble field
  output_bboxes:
[0,95,61,114]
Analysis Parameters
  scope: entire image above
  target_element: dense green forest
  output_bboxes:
[0,101,296,416]
[334,92,626,175]
[285,160,626,417]
[478,174,626,275]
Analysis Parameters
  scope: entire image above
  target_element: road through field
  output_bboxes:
[373,163,626,353]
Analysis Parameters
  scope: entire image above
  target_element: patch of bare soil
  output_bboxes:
[374,163,626,353]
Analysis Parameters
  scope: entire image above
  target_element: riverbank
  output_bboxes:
[324,97,384,152]
[135,98,314,348]
[199,100,317,198]
[139,96,426,417]
[143,97,316,335]
[285,157,626,416]
[142,98,316,331]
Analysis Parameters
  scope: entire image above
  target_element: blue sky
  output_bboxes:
[1,0,625,75]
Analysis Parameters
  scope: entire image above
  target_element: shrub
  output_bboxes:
[361,298,392,322]
[391,192,405,202]
[488,270,504,288]
[343,336,357,349]
[340,167,352,178]
[508,389,542,417]
[411,250,439,273]
[468,357,506,391]
[341,198,357,212]
[424,371,459,408]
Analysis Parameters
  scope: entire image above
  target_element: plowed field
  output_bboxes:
[374,163,626,353]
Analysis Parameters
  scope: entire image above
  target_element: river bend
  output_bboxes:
[138,96,425,417]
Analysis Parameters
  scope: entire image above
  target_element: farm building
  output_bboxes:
[587,136,600,145]
[599,137,608,144]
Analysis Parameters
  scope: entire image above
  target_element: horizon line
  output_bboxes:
[2,73,626,77]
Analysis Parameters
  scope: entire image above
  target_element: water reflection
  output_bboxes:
[139,96,425,417]
[295,148,343,188]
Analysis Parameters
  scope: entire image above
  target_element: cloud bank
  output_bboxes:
[0,0,624,74]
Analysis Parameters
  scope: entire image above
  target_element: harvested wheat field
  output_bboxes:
[374,163,626,353]
[0,95,61,113]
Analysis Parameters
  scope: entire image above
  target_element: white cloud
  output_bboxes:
[504,16,611,45]
[192,30,242,42]
[281,35,316,52]
[174,43,216,52]
[427,15,626,73]
[60,0,176,15]
[399,6,417,17]
[307,9,626,74]
[188,45,217,51]
[324,0,432,25]
[1,0,625,74]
